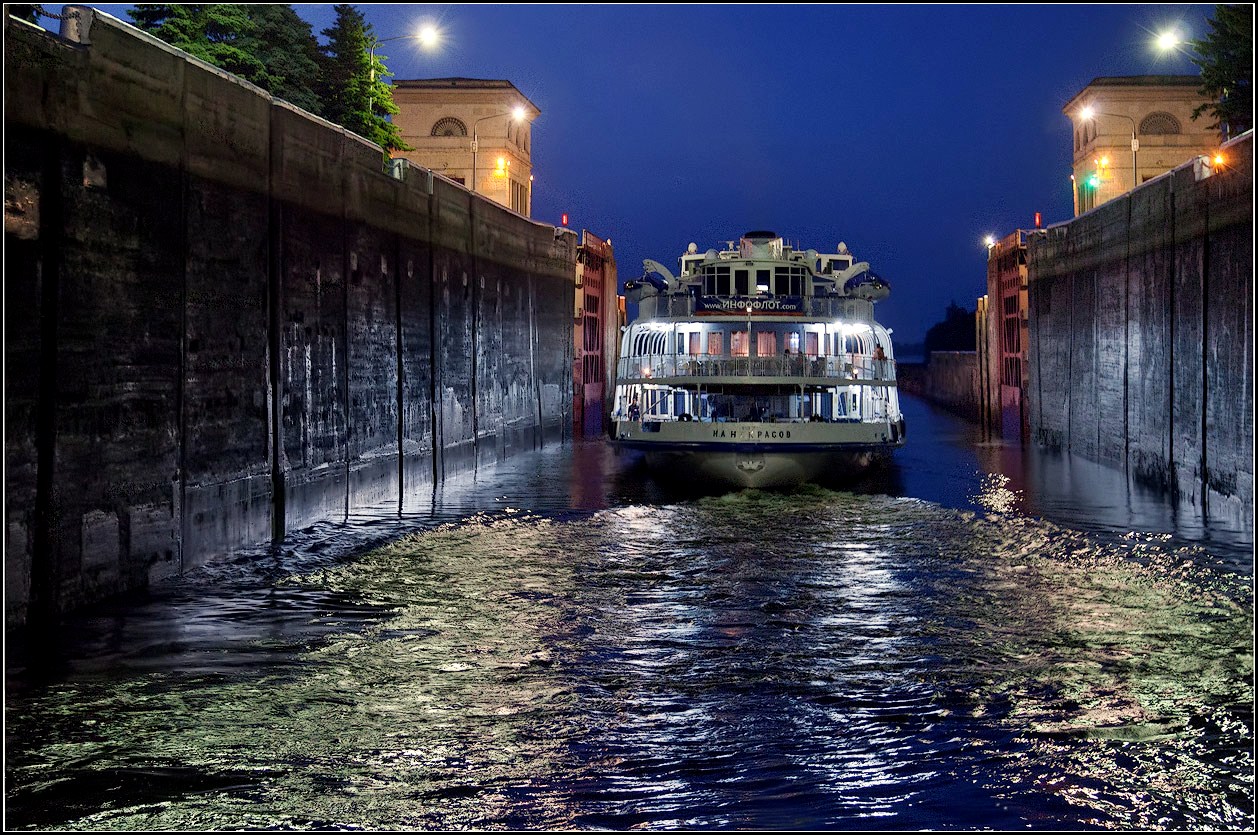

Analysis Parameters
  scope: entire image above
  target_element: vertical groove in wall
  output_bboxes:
[267,174,285,541]
[1066,267,1074,451]
[469,203,479,462]
[30,136,64,626]
[427,191,441,486]
[1200,190,1210,519]
[1167,177,1176,499]
[395,234,404,514]
[340,144,351,522]
[1123,195,1132,474]
[1094,246,1100,456]
[531,277,541,447]
[177,174,188,575]
[177,69,190,575]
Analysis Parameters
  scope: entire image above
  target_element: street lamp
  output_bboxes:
[1079,105,1139,191]
[470,106,527,194]
[367,24,441,82]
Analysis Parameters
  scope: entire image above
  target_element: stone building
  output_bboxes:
[390,78,539,216]
[1064,75,1220,215]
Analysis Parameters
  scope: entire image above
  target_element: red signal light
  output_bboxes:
[561,213,569,226]
[1034,212,1042,228]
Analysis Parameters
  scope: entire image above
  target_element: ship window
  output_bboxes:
[704,265,718,295]
[677,333,686,354]
[806,332,819,357]
[707,332,723,355]
[716,265,731,295]
[774,267,789,295]
[734,269,749,296]
[688,332,701,354]
[756,331,776,357]
[756,269,770,293]
[731,330,749,357]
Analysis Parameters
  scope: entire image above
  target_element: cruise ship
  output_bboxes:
[611,231,906,489]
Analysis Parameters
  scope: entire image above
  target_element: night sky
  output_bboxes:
[64,3,1214,343]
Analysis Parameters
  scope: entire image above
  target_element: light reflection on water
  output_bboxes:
[4,396,1253,830]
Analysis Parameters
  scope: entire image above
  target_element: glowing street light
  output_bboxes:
[1079,105,1139,191]
[1155,30,1181,52]
[1152,28,1200,61]
[367,24,442,82]
[471,105,527,194]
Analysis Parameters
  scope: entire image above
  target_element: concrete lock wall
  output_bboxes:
[897,353,980,422]
[1027,133,1253,527]
[3,11,576,627]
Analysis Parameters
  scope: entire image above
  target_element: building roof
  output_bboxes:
[1063,74,1207,112]
[1085,75,1203,87]
[394,78,518,89]
[391,78,540,117]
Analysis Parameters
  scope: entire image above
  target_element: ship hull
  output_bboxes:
[614,419,903,490]
[641,445,882,489]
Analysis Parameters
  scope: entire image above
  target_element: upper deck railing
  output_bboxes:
[648,294,875,321]
[616,353,897,384]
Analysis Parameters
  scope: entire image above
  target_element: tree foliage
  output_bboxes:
[126,3,409,149]
[127,5,265,82]
[1190,4,1253,138]
[239,4,325,116]
[318,4,410,151]
[923,302,976,360]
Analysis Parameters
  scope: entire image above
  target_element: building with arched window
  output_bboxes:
[1064,76,1220,215]
[390,78,540,217]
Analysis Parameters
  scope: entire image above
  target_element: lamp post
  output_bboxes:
[470,106,526,195]
[367,25,440,82]
[1080,106,1139,191]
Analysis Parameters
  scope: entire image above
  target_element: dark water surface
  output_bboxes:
[5,396,1253,830]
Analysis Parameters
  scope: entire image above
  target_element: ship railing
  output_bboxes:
[612,410,896,425]
[616,354,897,382]
[658,295,875,320]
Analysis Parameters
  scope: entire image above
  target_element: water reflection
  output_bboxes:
[4,396,1252,831]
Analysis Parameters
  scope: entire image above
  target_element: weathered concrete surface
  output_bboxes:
[1027,134,1253,529]
[3,11,575,626]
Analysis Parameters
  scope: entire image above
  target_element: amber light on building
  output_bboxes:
[1065,76,1220,216]
[390,78,539,217]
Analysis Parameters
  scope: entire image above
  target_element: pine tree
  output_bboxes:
[1190,4,1253,139]
[240,4,325,117]
[319,4,411,151]
[127,5,264,83]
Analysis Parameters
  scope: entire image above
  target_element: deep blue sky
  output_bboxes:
[68,3,1213,342]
